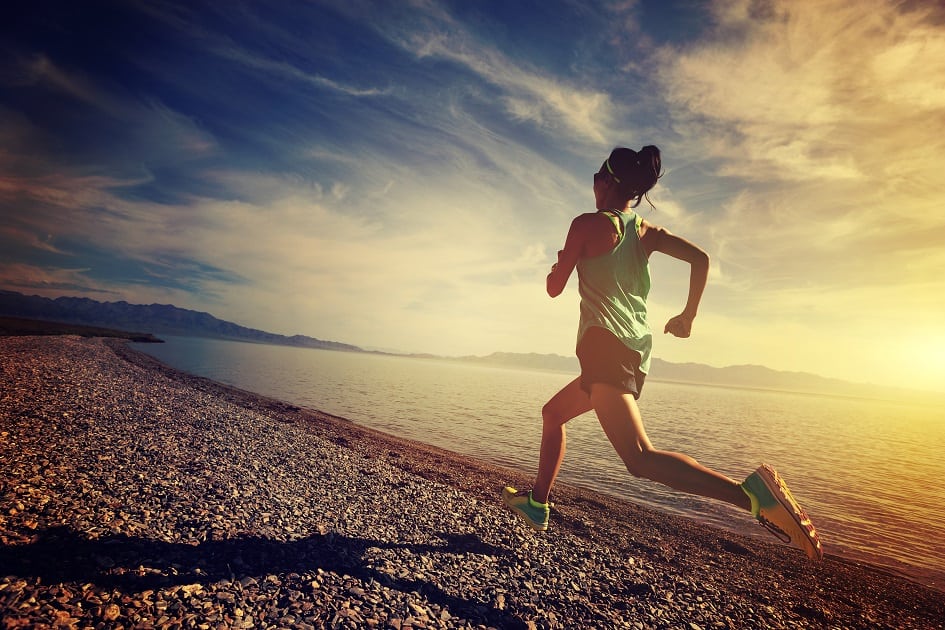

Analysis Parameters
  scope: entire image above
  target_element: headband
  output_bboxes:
[605,158,621,184]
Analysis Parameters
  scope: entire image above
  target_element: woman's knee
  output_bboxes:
[622,447,655,479]
[541,401,567,427]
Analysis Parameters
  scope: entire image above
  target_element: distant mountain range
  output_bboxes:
[459,352,891,400]
[0,290,360,352]
[1,289,928,401]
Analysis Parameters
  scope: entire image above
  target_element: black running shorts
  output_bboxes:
[576,326,646,399]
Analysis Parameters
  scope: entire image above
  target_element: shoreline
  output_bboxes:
[2,336,943,628]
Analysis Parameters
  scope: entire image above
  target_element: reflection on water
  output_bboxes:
[136,336,945,590]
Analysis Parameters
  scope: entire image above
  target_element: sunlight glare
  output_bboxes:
[904,336,945,394]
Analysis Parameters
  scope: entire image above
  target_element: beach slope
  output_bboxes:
[1,336,942,628]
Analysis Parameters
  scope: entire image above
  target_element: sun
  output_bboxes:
[902,337,945,395]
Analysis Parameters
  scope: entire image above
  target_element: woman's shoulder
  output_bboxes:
[572,211,617,228]
[572,211,602,222]
[568,212,605,236]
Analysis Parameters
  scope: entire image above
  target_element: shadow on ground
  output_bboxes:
[1,527,525,627]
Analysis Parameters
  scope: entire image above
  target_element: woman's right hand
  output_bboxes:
[664,313,694,338]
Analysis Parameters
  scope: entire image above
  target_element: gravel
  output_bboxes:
[1,336,942,629]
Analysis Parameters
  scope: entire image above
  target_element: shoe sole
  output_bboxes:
[756,465,823,561]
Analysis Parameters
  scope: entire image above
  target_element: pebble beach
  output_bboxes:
[1,336,943,629]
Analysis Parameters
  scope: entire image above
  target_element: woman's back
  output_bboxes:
[576,210,652,373]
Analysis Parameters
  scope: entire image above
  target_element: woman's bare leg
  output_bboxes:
[590,382,751,511]
[532,377,593,504]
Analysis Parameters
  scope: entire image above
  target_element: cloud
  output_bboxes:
[0,263,120,297]
[10,54,123,115]
[360,5,616,144]
[129,1,395,104]
[650,0,945,269]
[1,54,217,174]
[213,44,393,98]
[0,225,68,255]
[656,0,945,183]
[0,172,144,214]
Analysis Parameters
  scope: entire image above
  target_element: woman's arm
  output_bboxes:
[641,220,709,338]
[546,215,590,297]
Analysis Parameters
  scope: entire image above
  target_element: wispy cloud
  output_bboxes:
[657,0,945,184]
[418,37,614,142]
[0,225,68,255]
[651,1,945,254]
[360,5,615,144]
[1,172,144,213]
[131,1,394,100]
[214,45,393,98]
[0,262,120,297]
[1,53,217,175]
[15,54,115,111]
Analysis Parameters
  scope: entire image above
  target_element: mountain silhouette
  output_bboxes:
[0,290,360,352]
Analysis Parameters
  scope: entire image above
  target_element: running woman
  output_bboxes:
[503,146,822,560]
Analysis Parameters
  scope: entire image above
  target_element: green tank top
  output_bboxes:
[576,210,652,373]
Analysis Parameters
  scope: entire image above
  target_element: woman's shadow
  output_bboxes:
[1,526,524,627]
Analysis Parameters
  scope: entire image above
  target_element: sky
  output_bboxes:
[2,0,945,393]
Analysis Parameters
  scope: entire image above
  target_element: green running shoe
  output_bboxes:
[742,464,823,561]
[502,486,549,531]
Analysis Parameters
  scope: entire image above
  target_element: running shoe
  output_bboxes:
[741,464,823,561]
[502,486,549,531]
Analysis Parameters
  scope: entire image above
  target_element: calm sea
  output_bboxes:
[134,336,945,591]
